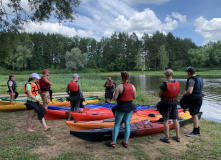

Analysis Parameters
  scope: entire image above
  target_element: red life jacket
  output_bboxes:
[162,81,180,101]
[120,83,134,102]
[24,83,41,96]
[68,81,79,91]
[106,80,113,87]
[39,76,50,91]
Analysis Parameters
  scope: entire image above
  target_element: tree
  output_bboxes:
[158,45,169,70]
[5,45,32,71]
[0,0,80,32]
[65,48,89,70]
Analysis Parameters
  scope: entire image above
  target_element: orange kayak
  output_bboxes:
[66,114,162,130]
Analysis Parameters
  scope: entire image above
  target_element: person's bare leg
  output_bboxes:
[26,109,36,132]
[173,119,180,138]
[193,115,199,128]
[41,118,52,131]
[10,95,15,105]
[164,119,169,138]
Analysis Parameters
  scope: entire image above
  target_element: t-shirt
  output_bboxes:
[26,83,40,102]
[185,78,196,90]
[160,80,176,92]
[8,81,13,87]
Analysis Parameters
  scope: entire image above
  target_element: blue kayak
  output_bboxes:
[48,103,155,110]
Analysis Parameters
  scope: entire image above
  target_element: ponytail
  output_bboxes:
[121,71,129,81]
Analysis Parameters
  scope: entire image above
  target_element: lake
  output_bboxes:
[109,75,221,123]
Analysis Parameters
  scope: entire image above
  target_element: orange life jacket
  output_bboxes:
[24,82,41,96]
[120,83,134,102]
[162,81,180,101]
[39,76,50,91]
[106,80,114,88]
[68,81,79,91]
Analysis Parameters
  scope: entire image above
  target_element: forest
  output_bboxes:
[0,31,221,71]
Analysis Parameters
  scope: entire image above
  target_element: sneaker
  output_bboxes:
[186,132,199,137]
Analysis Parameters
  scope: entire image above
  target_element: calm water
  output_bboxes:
[108,75,221,123]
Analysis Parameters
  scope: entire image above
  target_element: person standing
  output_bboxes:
[66,74,85,121]
[24,73,52,133]
[106,71,136,148]
[104,77,116,103]
[182,66,204,137]
[157,69,180,143]
[7,74,18,104]
[39,69,52,109]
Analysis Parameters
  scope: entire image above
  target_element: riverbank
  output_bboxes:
[0,110,220,160]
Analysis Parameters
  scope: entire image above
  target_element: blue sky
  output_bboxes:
[17,0,221,46]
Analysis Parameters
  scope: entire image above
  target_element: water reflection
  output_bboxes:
[109,75,221,122]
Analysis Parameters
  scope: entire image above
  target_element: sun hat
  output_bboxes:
[164,69,173,76]
[9,74,15,77]
[43,69,50,74]
[73,73,79,79]
[185,66,196,74]
[30,73,41,79]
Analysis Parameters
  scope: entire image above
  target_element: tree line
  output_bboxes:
[0,31,221,71]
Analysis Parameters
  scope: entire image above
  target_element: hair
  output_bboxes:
[121,71,129,81]
[28,77,35,82]
[9,77,12,80]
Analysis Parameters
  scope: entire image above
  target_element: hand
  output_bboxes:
[83,98,86,102]
[11,92,15,96]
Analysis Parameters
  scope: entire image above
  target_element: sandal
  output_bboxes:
[160,137,170,143]
[121,141,128,148]
[172,136,180,142]
[106,142,116,148]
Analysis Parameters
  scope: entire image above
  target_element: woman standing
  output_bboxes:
[7,74,17,104]
[106,71,136,148]
[24,73,52,133]
[66,73,85,121]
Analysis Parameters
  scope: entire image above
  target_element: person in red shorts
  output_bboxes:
[39,69,52,109]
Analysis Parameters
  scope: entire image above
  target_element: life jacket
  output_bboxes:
[68,81,79,91]
[186,76,203,94]
[162,81,180,101]
[106,80,114,88]
[7,80,17,92]
[119,83,134,102]
[24,82,41,96]
[39,76,50,91]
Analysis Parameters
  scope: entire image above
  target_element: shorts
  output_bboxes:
[161,105,179,120]
[26,104,35,110]
[40,91,50,104]
[188,98,202,115]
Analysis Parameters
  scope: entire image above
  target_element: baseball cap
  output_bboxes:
[9,74,15,77]
[30,73,41,79]
[73,73,79,79]
[43,69,50,74]
[164,69,173,76]
[185,66,196,73]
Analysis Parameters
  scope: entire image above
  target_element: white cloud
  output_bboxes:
[171,12,186,23]
[194,16,221,43]
[124,0,170,5]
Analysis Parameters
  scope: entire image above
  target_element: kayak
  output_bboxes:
[0,101,24,105]
[70,109,183,121]
[56,96,99,102]
[48,99,100,106]
[0,98,27,102]
[44,107,111,120]
[66,114,162,130]
[69,112,202,142]
[0,103,27,111]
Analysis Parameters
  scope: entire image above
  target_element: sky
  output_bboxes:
[6,0,221,46]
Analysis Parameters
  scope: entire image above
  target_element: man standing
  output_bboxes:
[104,77,116,103]
[157,69,180,143]
[182,66,204,137]
[39,69,52,109]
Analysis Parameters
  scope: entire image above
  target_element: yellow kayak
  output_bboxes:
[49,99,100,106]
[0,101,25,105]
[0,103,27,111]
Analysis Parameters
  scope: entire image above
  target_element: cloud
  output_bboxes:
[194,16,221,43]
[123,0,170,5]
[171,12,186,23]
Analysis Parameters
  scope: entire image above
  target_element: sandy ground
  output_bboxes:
[5,109,195,160]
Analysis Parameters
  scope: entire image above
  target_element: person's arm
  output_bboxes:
[183,87,194,96]
[8,81,14,93]
[113,81,117,89]
[159,90,163,98]
[77,82,85,98]
[133,86,136,99]
[104,82,107,87]
[66,83,70,95]
[113,88,119,100]
[43,76,52,85]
